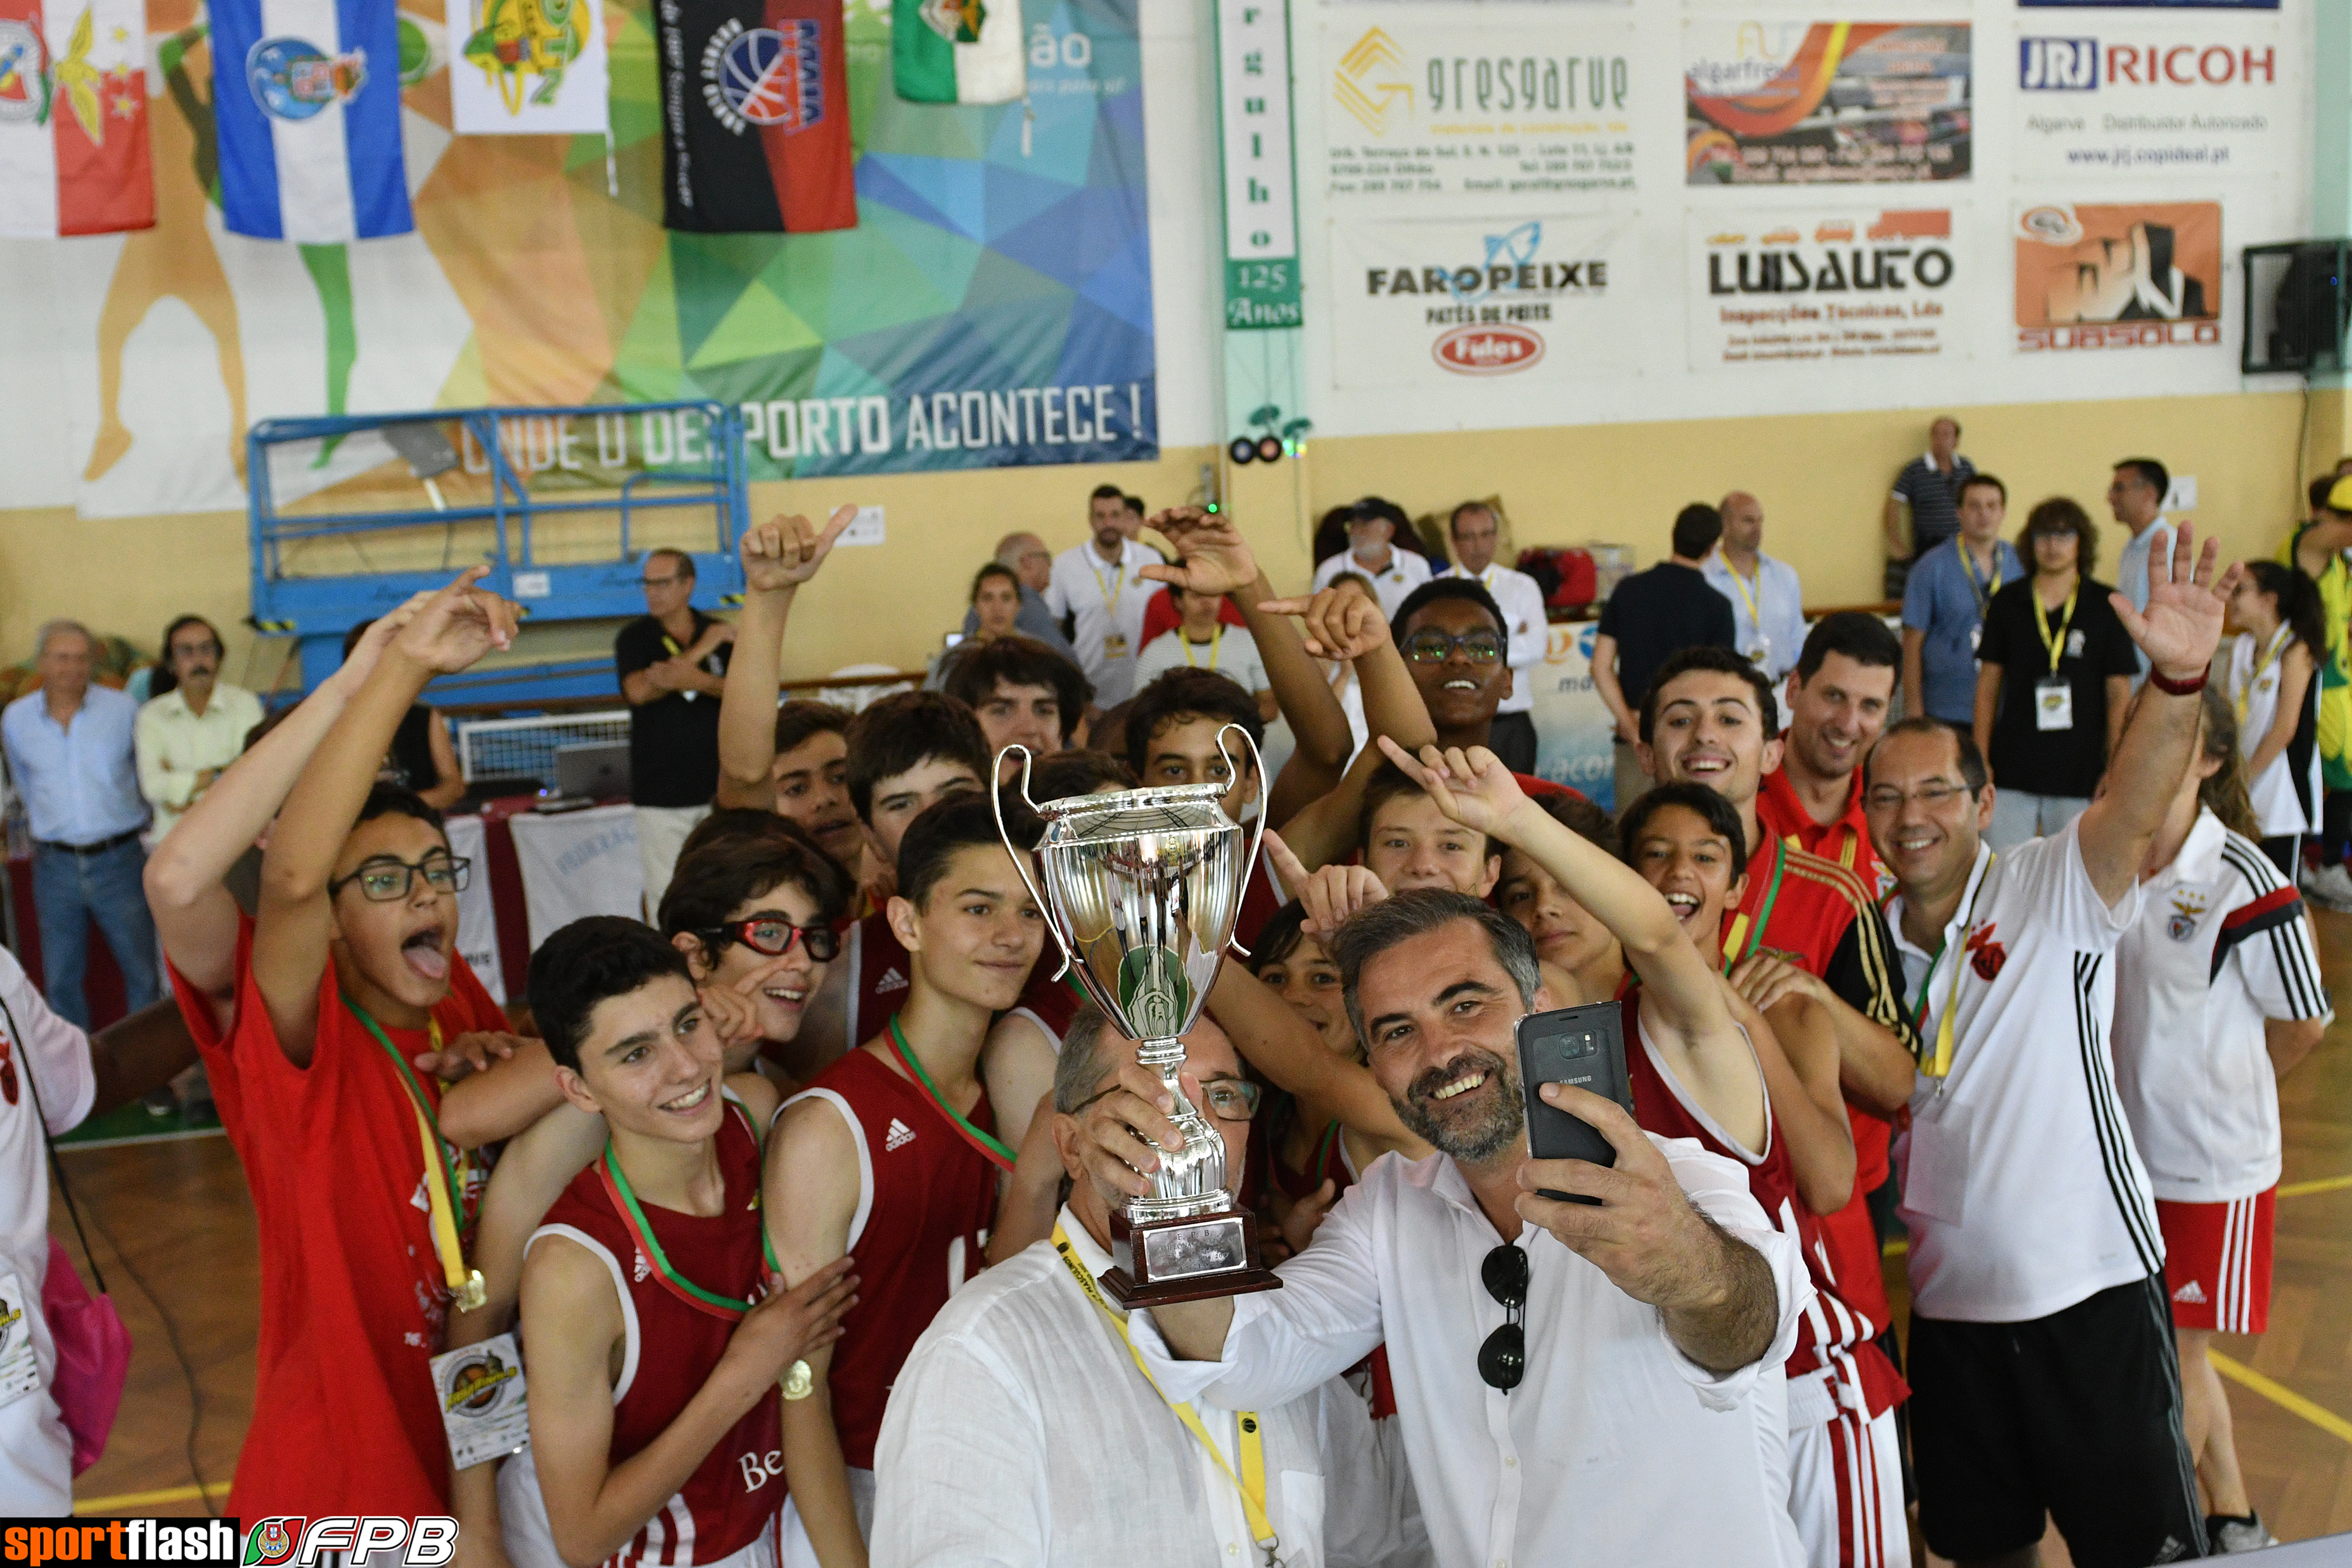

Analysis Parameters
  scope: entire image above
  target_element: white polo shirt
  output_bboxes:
[2111,810,2330,1205]
[1889,820,2164,1324]
[1436,563,1547,714]
[1312,547,1432,621]
[1045,539,1161,707]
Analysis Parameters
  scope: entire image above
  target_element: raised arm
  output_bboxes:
[716,510,855,810]
[2078,525,2240,905]
[1257,592,1435,870]
[1209,962,1417,1148]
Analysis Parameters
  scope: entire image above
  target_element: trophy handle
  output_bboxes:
[1215,723,1269,959]
[992,744,1078,982]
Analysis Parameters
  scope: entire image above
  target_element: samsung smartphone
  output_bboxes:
[1515,1002,1635,1204]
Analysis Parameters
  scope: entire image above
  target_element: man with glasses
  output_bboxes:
[1071,739,1809,1567]
[871,1004,1419,1568]
[1435,502,1547,774]
[135,615,265,841]
[1591,504,1739,812]
[1863,525,2236,1568]
[617,546,736,915]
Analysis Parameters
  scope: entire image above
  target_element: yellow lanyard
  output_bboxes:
[1908,864,1990,1081]
[1180,625,1224,668]
[2235,625,2292,723]
[1089,552,1128,613]
[1052,1225,1281,1564]
[2032,582,2079,679]
[348,1007,487,1311]
[1958,544,1997,615]
[1723,559,1764,630]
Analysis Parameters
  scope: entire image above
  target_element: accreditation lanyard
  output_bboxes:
[2235,625,2292,723]
[1907,861,1991,1082]
[1721,838,1787,970]
[1089,552,1128,613]
[886,1014,1018,1171]
[1051,1225,1282,1565]
[1958,545,1997,616]
[596,1099,781,1320]
[1180,625,1224,669]
[2032,582,2080,679]
[1723,560,1765,637]
[345,997,485,1311]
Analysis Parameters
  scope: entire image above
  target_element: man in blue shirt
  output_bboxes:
[1,621,159,1028]
[1901,474,2023,725]
[2109,457,2174,684]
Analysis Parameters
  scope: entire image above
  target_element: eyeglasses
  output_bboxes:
[1402,629,1504,665]
[1864,782,1974,813]
[329,853,471,902]
[1066,1075,1263,1123]
[695,916,841,963]
[1479,1242,1528,1392]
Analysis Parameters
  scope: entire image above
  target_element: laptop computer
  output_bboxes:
[554,740,632,801]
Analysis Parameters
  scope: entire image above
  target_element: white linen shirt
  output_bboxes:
[871,1208,1421,1568]
[134,682,266,838]
[1045,539,1163,707]
[1888,820,2164,1323]
[1436,564,1546,714]
[1127,1142,1811,1568]
[1701,552,1807,685]
[1312,548,1432,621]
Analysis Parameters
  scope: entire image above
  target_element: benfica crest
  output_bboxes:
[918,0,984,44]
[2167,889,2210,943]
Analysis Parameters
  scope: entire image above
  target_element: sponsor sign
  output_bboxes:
[2020,1,2275,10]
[1217,0,1303,329]
[1685,20,1970,186]
[1689,208,1964,368]
[1328,210,1639,387]
[2016,25,2284,180]
[1530,619,1616,808]
[2014,200,2221,352]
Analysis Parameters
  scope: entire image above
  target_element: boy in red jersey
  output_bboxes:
[766,793,1044,1568]
[519,919,856,1568]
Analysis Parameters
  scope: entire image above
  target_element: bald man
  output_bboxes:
[1701,492,1806,727]
[965,532,1082,663]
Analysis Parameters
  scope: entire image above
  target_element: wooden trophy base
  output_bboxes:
[1099,1206,1285,1308]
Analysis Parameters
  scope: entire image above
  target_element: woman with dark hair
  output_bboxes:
[341,619,465,809]
[135,613,264,839]
[2225,560,2325,876]
[924,563,1028,692]
[1973,497,2141,849]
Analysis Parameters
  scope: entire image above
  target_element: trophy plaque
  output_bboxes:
[996,727,1283,1306]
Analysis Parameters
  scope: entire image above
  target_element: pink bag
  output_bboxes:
[42,1236,130,1474]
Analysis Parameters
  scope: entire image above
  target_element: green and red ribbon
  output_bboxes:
[887,1013,1018,1172]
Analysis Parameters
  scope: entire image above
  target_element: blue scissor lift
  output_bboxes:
[246,400,750,705]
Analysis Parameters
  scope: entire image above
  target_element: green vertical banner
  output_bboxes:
[1213,0,1307,456]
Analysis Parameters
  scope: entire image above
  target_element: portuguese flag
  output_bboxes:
[892,0,1023,105]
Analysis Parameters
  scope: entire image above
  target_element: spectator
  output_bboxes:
[1701,490,1806,721]
[941,635,1094,773]
[1590,504,1738,810]
[135,615,264,840]
[1901,474,2023,725]
[1045,483,1161,710]
[338,621,465,811]
[1,620,160,1029]
[1434,501,1547,773]
[1974,499,2138,850]
[930,563,1026,690]
[2109,456,2175,680]
[960,532,1081,664]
[1884,415,1975,582]
[2280,476,2352,907]
[2225,561,2325,877]
[1131,582,1275,722]
[1310,497,1432,619]
[616,547,735,914]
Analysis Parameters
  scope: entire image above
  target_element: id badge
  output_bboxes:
[0,1270,41,1408]
[1899,1101,1974,1227]
[1749,635,1770,666]
[1103,633,1130,660]
[2035,677,2073,732]
[1969,625,1981,653]
[433,1332,532,1470]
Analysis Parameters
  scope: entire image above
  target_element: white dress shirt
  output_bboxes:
[1701,551,1807,685]
[1436,563,1546,714]
[1045,540,1163,707]
[871,1208,1422,1568]
[1312,548,1433,621]
[134,683,266,838]
[1127,1144,1811,1568]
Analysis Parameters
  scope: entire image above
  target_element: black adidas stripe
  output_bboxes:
[2140,1272,2213,1557]
[2075,953,2164,1279]
[2218,838,2330,1016]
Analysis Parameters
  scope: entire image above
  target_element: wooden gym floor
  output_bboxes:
[58,915,2352,1543]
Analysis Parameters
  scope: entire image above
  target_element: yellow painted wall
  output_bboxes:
[0,388,2327,693]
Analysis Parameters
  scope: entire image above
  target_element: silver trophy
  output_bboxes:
[996,726,1283,1305]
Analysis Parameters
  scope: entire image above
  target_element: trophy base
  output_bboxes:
[1100,1208,1284,1308]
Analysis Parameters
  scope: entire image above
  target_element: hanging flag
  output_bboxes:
[891,0,1021,106]
[0,0,155,237]
[211,0,414,240]
[655,0,855,234]
[450,0,608,136]
[762,0,852,232]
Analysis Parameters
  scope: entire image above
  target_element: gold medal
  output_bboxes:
[781,1359,815,1401]
[456,1268,488,1313]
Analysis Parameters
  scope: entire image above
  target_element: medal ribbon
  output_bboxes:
[2235,625,2293,723]
[1180,624,1225,670]
[1052,1225,1280,1564]
[1721,838,1787,971]
[345,997,480,1308]
[886,1014,1018,1171]
[1907,856,1992,1080]
[2032,581,2080,679]
[596,1097,781,1322]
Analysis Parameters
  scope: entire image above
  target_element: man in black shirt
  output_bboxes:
[1592,504,1739,810]
[615,547,734,914]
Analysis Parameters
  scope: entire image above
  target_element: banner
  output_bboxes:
[449,0,609,134]
[1527,618,1614,808]
[507,802,645,950]
[0,0,155,237]
[1685,20,1971,187]
[443,814,508,1004]
[2014,200,2221,352]
[1690,208,1964,369]
[1329,210,1637,386]
[1216,0,1300,331]
[2014,23,2284,182]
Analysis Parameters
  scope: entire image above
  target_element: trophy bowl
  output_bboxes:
[997,726,1283,1306]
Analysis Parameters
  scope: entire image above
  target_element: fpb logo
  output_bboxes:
[241,1521,301,1567]
[243,1520,457,1567]
[2021,37,2097,91]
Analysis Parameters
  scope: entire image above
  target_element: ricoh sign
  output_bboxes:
[2020,39,2275,91]
[2012,28,2286,180]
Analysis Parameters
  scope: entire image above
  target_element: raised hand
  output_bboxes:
[1071,1059,1196,1203]
[742,506,857,597]
[1266,829,1388,935]
[1258,586,1392,661]
[328,589,437,694]
[1374,736,1531,841]
[1138,507,1260,597]
[2111,520,2241,682]
[392,566,521,674]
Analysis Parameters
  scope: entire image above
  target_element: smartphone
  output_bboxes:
[1516,1002,1635,1205]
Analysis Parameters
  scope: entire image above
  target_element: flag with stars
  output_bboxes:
[0,0,154,236]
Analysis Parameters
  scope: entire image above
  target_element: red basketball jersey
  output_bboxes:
[845,910,913,1049]
[534,1100,783,1564]
[1006,961,1086,1048]
[788,1046,997,1468]
[1621,995,1904,1418]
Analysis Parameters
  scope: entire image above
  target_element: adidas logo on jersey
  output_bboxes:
[877,966,909,994]
[885,1118,917,1152]
[634,1248,652,1283]
[2173,1280,2207,1305]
